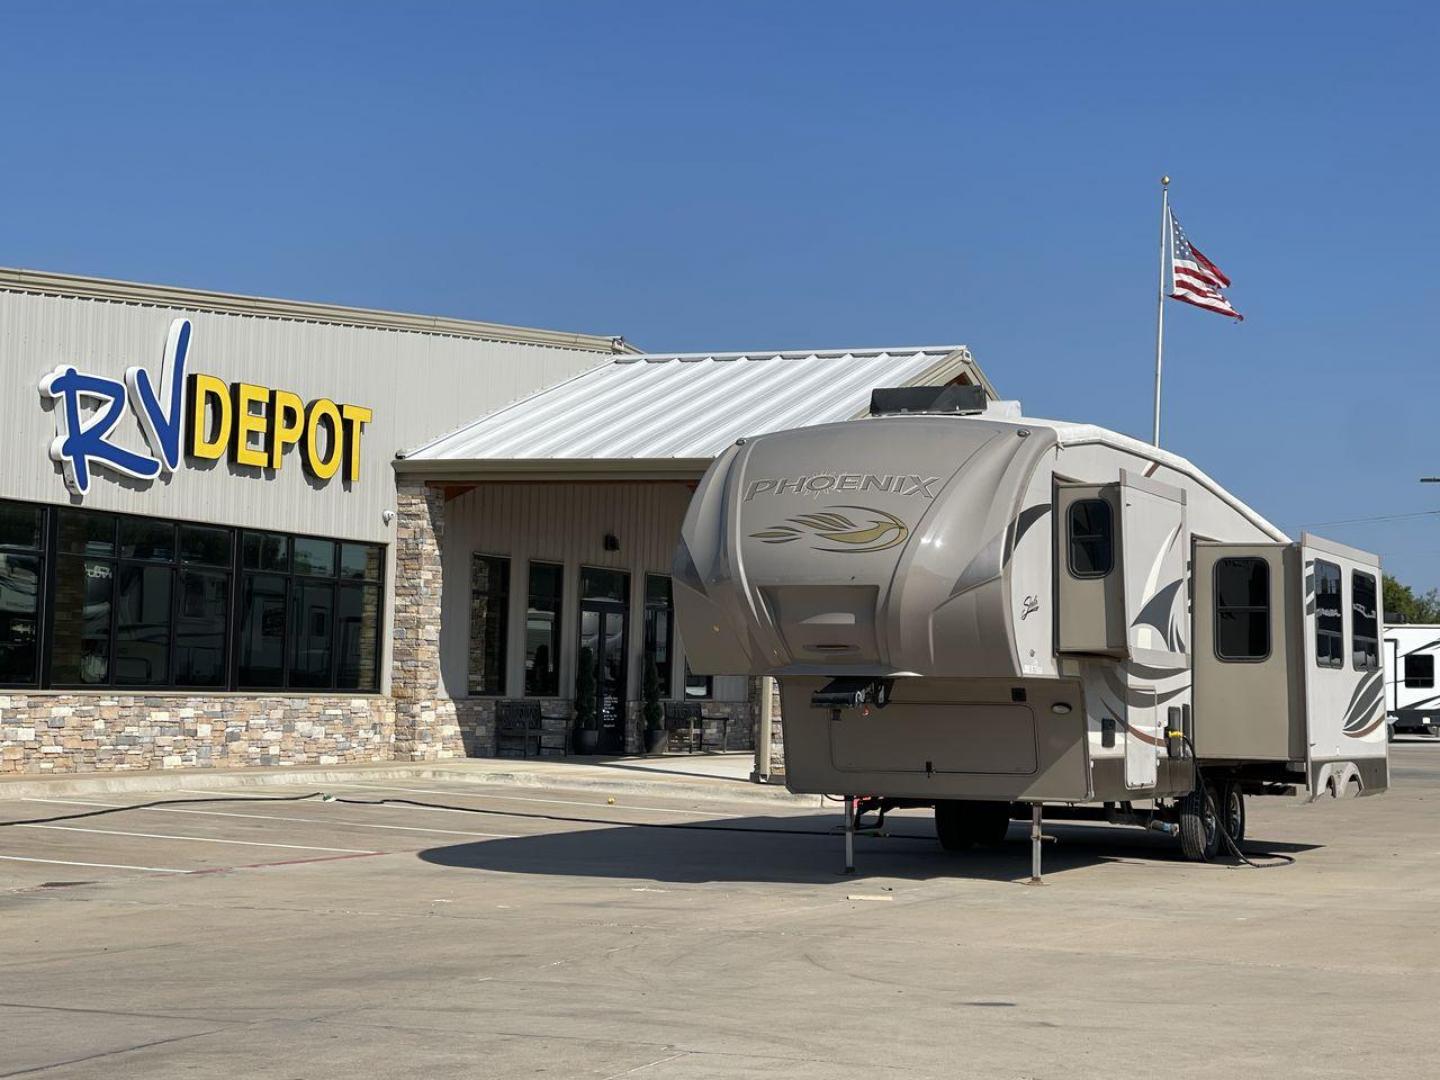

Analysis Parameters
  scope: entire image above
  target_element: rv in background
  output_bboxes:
[1385,624,1440,736]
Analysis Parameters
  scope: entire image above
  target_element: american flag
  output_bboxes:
[1169,210,1243,320]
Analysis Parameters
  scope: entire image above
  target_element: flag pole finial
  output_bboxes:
[1161,175,1170,186]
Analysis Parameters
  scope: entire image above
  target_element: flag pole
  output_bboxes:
[1152,175,1170,446]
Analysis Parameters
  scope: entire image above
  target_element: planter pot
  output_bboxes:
[644,728,669,756]
[574,728,600,755]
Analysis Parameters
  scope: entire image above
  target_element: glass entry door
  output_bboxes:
[579,568,630,755]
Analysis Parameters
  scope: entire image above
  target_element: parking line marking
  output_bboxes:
[14,824,377,854]
[0,854,190,874]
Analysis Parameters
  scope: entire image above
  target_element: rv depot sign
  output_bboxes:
[38,318,372,497]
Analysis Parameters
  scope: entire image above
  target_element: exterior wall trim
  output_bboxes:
[0,266,626,353]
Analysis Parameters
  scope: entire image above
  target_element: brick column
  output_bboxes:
[391,479,462,761]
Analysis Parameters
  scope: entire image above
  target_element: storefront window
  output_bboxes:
[238,529,384,692]
[644,574,674,698]
[237,573,287,687]
[469,554,510,695]
[0,503,45,686]
[115,563,173,685]
[0,499,383,693]
[525,561,562,696]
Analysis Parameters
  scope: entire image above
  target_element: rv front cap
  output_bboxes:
[744,473,941,501]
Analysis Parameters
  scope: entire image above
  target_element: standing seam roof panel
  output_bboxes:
[403,347,976,462]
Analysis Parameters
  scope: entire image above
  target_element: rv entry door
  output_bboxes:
[1118,472,1189,789]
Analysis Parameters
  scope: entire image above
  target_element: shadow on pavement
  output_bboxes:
[417,813,1320,885]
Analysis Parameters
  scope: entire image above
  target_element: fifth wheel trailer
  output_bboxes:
[674,388,1388,863]
[1385,624,1440,736]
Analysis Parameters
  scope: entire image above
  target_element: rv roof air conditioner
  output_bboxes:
[869,384,988,416]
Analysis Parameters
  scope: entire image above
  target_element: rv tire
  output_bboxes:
[1218,783,1245,846]
[1177,783,1220,862]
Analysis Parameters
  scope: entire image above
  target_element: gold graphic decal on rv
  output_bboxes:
[749,506,909,553]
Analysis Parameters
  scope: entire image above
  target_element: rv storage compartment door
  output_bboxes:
[1055,482,1126,656]
[1192,543,1300,762]
[779,677,1093,801]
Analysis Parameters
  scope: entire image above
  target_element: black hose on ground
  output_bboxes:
[1181,735,1293,869]
[0,791,937,841]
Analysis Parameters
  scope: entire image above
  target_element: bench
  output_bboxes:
[495,700,544,758]
[664,701,704,753]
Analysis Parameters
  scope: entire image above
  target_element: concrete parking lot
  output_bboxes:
[4,744,1440,1080]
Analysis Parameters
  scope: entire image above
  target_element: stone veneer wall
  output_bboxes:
[391,480,463,761]
[0,694,393,774]
[0,478,771,775]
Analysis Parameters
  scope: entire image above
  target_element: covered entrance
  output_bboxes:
[579,567,629,754]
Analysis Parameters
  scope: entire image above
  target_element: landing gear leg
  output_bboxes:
[843,795,855,875]
[1027,803,1045,886]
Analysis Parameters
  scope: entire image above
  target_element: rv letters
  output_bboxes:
[39,318,372,496]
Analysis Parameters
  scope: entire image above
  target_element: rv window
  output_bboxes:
[1405,654,1435,689]
[1314,561,1343,669]
[1067,499,1113,578]
[1351,570,1379,672]
[1214,557,1270,662]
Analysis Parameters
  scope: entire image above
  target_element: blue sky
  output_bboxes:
[6,2,1439,585]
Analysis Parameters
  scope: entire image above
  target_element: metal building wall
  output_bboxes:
[438,481,749,704]
[0,287,611,541]
[0,284,613,699]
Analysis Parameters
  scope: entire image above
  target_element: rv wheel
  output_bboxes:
[934,801,972,851]
[1177,784,1221,863]
[1218,783,1245,846]
[933,800,1011,851]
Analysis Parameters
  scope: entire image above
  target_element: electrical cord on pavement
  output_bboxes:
[1179,734,1293,869]
[0,791,938,841]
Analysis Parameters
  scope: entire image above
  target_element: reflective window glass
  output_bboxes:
[0,503,44,550]
[119,519,176,562]
[181,526,232,567]
[115,564,173,685]
[243,532,289,572]
[50,557,115,684]
[289,581,335,686]
[1215,557,1270,662]
[525,562,563,697]
[336,584,380,691]
[468,555,510,695]
[293,538,337,578]
[339,543,382,581]
[175,571,228,687]
[0,552,42,684]
[1068,499,1113,578]
[1314,561,1343,669]
[1352,571,1379,672]
[237,574,287,687]
[58,510,115,556]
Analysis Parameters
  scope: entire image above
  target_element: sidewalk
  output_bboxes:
[0,752,811,807]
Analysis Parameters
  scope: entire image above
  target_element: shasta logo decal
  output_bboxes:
[749,506,909,553]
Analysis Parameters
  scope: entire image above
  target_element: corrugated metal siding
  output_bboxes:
[0,288,610,700]
[438,481,746,703]
[406,347,972,463]
[0,288,610,540]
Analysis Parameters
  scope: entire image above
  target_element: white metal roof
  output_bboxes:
[399,345,991,473]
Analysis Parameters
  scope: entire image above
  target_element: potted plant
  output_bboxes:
[573,646,600,755]
[642,656,668,755]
